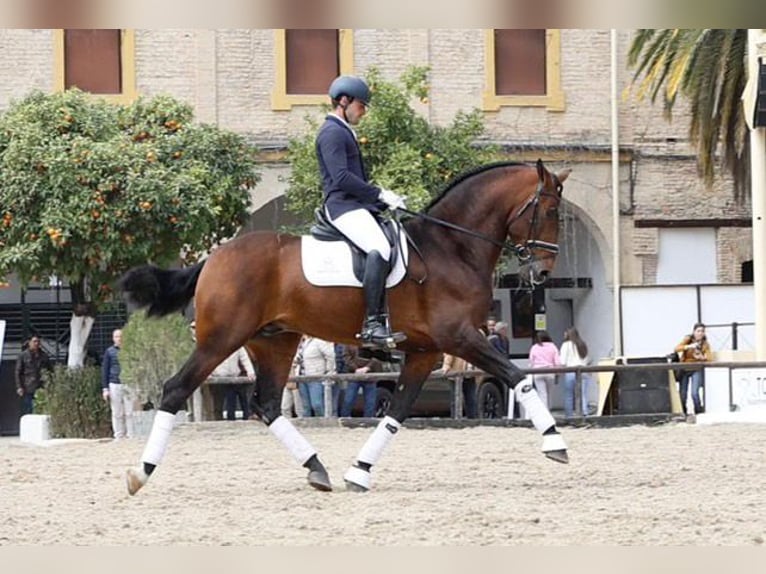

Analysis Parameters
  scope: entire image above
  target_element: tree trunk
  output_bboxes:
[67,280,96,369]
[67,313,94,368]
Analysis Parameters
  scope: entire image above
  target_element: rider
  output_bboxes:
[316,74,407,349]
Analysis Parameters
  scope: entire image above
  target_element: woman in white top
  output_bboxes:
[559,327,590,417]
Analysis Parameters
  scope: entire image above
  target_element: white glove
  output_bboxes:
[378,188,406,210]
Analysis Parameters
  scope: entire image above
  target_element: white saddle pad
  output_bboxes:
[301,232,409,288]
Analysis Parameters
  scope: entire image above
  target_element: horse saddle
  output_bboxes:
[300,208,409,288]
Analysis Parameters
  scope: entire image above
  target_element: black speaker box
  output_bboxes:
[616,357,672,415]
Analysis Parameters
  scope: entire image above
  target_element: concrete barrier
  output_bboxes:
[19,414,50,444]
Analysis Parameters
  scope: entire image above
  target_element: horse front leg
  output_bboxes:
[248,334,332,492]
[343,351,440,492]
[456,329,569,464]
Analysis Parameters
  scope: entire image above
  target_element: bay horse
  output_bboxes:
[120,159,571,495]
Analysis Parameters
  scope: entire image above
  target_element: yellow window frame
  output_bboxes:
[271,29,354,111]
[53,29,137,104]
[482,29,565,112]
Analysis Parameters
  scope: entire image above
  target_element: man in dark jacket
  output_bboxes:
[15,336,52,416]
[101,328,132,439]
[316,74,406,350]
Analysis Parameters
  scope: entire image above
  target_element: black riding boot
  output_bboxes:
[358,251,406,349]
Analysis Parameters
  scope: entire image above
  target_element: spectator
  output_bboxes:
[300,336,336,417]
[281,348,304,418]
[340,345,382,418]
[528,330,560,410]
[211,346,256,421]
[16,335,53,416]
[101,329,133,438]
[560,327,591,418]
[674,322,712,415]
[488,321,510,357]
[440,353,477,419]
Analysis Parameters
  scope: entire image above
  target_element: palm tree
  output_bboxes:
[628,29,749,201]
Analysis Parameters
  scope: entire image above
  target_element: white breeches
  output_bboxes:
[326,207,391,260]
[109,383,134,439]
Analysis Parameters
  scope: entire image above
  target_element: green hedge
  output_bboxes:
[120,310,195,409]
[35,366,112,439]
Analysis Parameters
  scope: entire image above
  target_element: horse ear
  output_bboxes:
[536,158,545,181]
[556,168,572,184]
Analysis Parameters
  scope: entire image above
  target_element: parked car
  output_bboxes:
[339,358,508,419]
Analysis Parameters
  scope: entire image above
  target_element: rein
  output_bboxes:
[395,179,560,263]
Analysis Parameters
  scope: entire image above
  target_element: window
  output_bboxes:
[483,29,564,111]
[54,29,136,103]
[272,29,354,110]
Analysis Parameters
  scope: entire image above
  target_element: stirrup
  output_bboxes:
[356,319,406,349]
[357,331,407,349]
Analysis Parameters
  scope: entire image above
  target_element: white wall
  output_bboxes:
[621,285,754,357]
[657,228,717,284]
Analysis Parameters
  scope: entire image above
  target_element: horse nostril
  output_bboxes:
[539,270,549,279]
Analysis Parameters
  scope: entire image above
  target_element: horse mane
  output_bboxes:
[424,161,528,212]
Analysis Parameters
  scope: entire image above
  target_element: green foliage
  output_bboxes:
[120,310,195,408]
[284,66,499,226]
[0,89,261,304]
[34,366,112,438]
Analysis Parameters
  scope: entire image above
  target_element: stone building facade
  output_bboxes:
[0,28,754,361]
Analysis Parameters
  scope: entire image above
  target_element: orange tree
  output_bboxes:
[284,66,499,225]
[0,89,259,364]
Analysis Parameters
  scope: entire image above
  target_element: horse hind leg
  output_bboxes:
[247,334,332,492]
[126,347,223,495]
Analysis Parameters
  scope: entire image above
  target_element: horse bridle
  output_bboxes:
[395,175,561,264]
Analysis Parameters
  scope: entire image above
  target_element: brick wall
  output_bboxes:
[0,28,753,288]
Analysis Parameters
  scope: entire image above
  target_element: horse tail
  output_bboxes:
[119,261,205,317]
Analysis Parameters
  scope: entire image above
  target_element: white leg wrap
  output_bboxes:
[356,416,401,466]
[515,378,556,434]
[140,410,177,466]
[268,415,317,465]
[343,465,372,490]
[541,432,567,453]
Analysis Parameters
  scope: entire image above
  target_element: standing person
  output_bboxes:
[211,346,256,421]
[300,336,336,417]
[316,74,406,349]
[528,330,560,411]
[340,345,382,418]
[559,327,590,418]
[281,347,304,419]
[101,329,133,439]
[488,321,510,357]
[440,353,478,419]
[15,335,52,416]
[674,322,712,415]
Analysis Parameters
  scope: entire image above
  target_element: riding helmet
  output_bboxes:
[328,75,371,105]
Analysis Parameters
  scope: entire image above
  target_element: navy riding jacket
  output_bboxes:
[315,115,385,219]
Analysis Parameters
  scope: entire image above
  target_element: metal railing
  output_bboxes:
[206,359,718,420]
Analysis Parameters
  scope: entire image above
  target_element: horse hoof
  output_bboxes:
[345,479,369,493]
[545,449,569,464]
[307,469,333,492]
[126,467,148,495]
[343,465,371,492]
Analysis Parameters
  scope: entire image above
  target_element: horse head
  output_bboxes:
[508,160,570,286]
